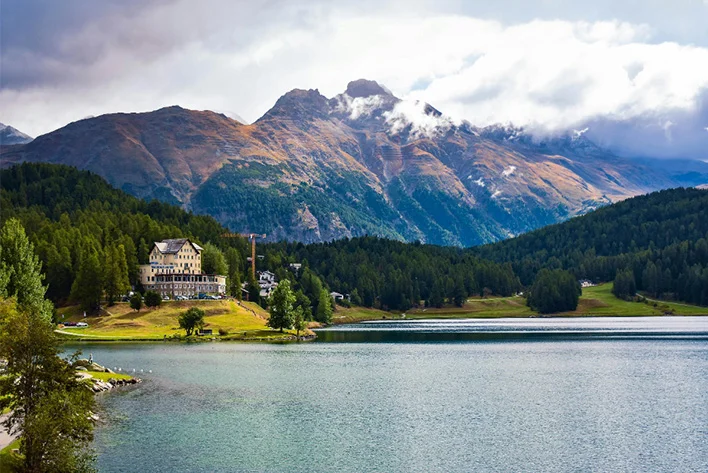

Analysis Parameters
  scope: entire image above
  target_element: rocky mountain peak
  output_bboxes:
[259,88,330,121]
[345,79,393,99]
[0,122,33,145]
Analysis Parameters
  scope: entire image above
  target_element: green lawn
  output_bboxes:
[56,300,305,341]
[332,283,707,322]
[563,283,708,316]
[0,439,20,473]
[84,371,133,382]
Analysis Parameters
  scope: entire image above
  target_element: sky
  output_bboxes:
[2,0,708,159]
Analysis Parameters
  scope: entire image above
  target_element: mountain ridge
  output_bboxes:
[0,79,700,245]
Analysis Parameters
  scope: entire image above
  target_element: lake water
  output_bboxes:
[72,317,708,472]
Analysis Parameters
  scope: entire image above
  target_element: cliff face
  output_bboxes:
[0,80,685,246]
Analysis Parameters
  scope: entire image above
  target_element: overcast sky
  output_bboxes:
[2,0,708,159]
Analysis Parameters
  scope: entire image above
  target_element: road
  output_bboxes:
[0,413,17,451]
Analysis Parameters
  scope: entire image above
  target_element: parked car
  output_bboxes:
[162,295,170,301]
[76,322,88,328]
[63,322,77,327]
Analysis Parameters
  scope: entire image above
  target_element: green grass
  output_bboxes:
[332,283,708,322]
[0,439,20,473]
[84,371,133,382]
[55,300,306,341]
[563,283,708,316]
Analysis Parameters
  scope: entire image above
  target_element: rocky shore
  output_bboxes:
[73,359,142,393]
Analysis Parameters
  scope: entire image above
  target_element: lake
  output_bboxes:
[74,317,708,472]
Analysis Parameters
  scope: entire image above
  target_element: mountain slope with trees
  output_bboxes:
[475,187,708,305]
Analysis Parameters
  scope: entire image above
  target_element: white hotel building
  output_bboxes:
[139,238,226,297]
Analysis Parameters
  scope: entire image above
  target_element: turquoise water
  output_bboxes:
[74,317,708,472]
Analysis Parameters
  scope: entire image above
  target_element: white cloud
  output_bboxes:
[2,3,708,162]
[334,94,386,120]
[383,100,457,138]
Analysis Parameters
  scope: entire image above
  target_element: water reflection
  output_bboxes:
[315,316,708,342]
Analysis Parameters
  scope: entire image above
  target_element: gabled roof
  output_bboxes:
[153,238,203,254]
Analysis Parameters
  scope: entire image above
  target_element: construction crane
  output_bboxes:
[221,232,266,279]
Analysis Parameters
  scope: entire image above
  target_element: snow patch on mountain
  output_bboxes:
[0,123,33,145]
[501,166,516,177]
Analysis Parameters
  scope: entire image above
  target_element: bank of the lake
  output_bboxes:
[55,299,311,342]
[55,284,708,342]
[77,316,708,473]
[333,283,708,324]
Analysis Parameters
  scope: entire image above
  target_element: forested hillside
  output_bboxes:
[475,188,708,305]
[0,163,247,305]
[3,163,706,312]
[0,163,519,311]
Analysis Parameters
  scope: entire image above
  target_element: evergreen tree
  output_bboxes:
[70,246,103,313]
[452,276,467,307]
[527,269,581,314]
[292,306,307,340]
[246,272,261,305]
[267,279,295,332]
[103,244,130,306]
[612,269,637,300]
[0,219,96,472]
[0,218,52,317]
[225,248,243,299]
[315,288,333,324]
[294,290,312,320]
[428,279,445,308]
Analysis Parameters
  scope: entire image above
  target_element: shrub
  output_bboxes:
[144,291,162,308]
[218,328,228,336]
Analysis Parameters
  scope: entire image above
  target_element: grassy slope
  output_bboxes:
[56,300,302,341]
[0,439,19,473]
[332,283,708,323]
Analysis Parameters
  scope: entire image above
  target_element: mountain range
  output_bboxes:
[0,123,33,145]
[2,79,706,246]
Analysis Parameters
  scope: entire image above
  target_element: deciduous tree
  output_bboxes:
[179,307,205,336]
[267,279,295,332]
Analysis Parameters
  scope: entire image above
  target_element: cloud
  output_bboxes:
[383,101,457,139]
[1,1,708,159]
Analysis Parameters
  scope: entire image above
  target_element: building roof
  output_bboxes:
[153,238,203,254]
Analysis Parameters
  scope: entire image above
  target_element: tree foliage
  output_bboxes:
[612,269,637,300]
[314,288,333,324]
[267,279,295,332]
[201,243,228,275]
[0,219,96,472]
[130,293,143,312]
[476,187,708,306]
[179,307,205,336]
[527,269,581,314]
[144,290,162,308]
[103,244,130,305]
